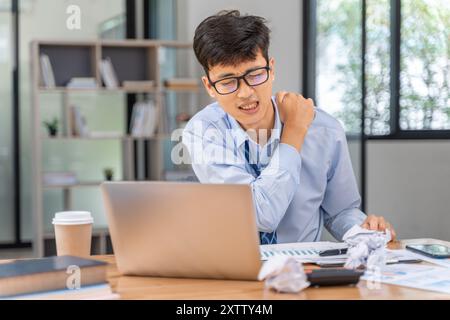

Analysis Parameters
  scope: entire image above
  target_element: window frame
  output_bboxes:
[0,0,28,249]
[303,0,450,140]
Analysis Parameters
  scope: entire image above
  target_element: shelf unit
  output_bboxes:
[30,39,208,257]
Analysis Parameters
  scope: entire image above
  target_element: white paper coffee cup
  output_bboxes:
[53,211,94,257]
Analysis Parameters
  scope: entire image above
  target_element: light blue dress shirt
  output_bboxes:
[182,97,366,242]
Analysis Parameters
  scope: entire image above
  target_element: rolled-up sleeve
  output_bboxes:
[321,126,366,241]
[182,122,301,233]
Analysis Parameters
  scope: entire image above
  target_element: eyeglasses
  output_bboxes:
[208,64,271,95]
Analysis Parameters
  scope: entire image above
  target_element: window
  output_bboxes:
[400,0,450,130]
[306,0,450,138]
[365,0,391,135]
[0,0,14,244]
[316,0,363,135]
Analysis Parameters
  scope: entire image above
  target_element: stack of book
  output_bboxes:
[99,57,119,89]
[66,77,98,89]
[164,78,199,90]
[39,54,56,88]
[43,172,78,186]
[0,256,117,300]
[12,283,117,300]
[130,100,158,137]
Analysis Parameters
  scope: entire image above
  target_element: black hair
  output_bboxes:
[193,10,271,74]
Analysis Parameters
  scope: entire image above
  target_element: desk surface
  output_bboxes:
[94,239,450,300]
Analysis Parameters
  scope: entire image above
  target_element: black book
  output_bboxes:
[0,256,108,298]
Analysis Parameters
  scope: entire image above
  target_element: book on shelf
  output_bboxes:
[130,100,158,137]
[164,78,199,89]
[0,256,108,299]
[66,77,98,89]
[70,105,89,137]
[99,57,119,89]
[39,54,56,88]
[122,80,155,91]
[43,172,78,186]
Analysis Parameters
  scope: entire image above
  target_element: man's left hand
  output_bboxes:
[361,214,397,241]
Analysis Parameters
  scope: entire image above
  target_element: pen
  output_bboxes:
[319,248,348,257]
[386,259,422,265]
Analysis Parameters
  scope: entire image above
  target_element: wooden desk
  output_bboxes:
[96,239,450,300]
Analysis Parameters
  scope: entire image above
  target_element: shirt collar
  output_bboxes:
[225,96,282,148]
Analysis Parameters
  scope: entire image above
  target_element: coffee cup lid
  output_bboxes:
[52,211,94,225]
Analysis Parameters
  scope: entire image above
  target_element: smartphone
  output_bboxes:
[406,244,450,259]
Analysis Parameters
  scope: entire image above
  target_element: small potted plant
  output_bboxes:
[103,168,114,181]
[43,117,59,137]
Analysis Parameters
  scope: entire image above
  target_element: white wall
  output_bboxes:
[367,141,450,241]
[176,0,302,93]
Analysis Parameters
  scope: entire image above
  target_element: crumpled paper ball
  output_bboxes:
[343,225,392,270]
[257,255,310,293]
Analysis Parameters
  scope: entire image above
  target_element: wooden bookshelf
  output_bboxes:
[30,39,206,257]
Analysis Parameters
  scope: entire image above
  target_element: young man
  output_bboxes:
[182,10,396,244]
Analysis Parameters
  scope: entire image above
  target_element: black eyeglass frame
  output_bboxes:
[207,63,272,95]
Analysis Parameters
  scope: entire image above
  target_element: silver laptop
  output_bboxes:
[101,181,261,280]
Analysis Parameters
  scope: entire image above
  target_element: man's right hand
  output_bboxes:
[276,92,315,152]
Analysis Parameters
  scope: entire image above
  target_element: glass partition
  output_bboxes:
[0,0,14,243]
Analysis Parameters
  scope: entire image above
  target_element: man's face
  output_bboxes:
[201,51,275,130]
